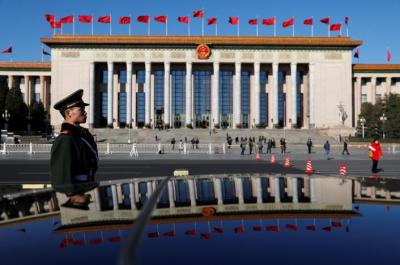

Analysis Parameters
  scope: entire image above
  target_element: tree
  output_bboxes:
[29,100,46,132]
[0,76,9,128]
[5,87,28,131]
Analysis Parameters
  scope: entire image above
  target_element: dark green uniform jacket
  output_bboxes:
[50,123,98,195]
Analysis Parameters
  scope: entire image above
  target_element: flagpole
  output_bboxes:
[256,16,259,36]
[148,20,151,36]
[188,20,191,36]
[166,18,168,36]
[61,23,63,35]
[129,14,132,35]
[110,13,112,35]
[328,17,330,37]
[311,16,314,37]
[346,23,349,37]
[92,14,94,35]
[73,17,75,35]
[201,8,204,36]
[292,16,295,37]
[237,19,240,36]
[215,23,218,36]
[274,16,276,37]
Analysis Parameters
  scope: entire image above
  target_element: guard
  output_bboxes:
[50,89,98,210]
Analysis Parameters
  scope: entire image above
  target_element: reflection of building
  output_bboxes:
[354,178,400,204]
[1,36,400,130]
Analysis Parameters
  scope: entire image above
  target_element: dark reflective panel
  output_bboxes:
[1,175,400,265]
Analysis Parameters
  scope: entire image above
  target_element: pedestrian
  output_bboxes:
[195,137,199,149]
[227,136,232,149]
[280,138,286,154]
[369,137,384,174]
[307,138,313,154]
[185,136,187,143]
[240,138,246,155]
[323,140,330,160]
[155,135,158,142]
[50,89,98,210]
[191,138,195,149]
[258,139,264,154]
[342,139,350,155]
[249,138,254,155]
[266,139,272,154]
[271,138,276,149]
[171,138,176,150]
[179,139,183,153]
[235,137,239,144]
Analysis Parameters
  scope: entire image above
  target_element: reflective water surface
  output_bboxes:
[1,174,400,265]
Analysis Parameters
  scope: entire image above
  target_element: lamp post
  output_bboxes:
[359,117,366,139]
[2,109,10,131]
[380,113,387,139]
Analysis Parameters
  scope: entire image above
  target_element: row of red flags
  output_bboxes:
[1,47,50,55]
[45,13,348,31]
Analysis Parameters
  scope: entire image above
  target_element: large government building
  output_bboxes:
[1,35,400,130]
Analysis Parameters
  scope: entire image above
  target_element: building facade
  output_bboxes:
[1,35,400,130]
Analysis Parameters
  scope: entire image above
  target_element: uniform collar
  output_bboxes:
[61,122,82,136]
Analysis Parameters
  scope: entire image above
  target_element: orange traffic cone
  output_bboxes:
[304,159,314,174]
[270,154,277,165]
[340,163,347,176]
[256,152,261,161]
[283,156,292,168]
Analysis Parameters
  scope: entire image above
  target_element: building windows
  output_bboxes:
[278,91,286,127]
[194,71,211,127]
[219,71,233,128]
[136,92,145,127]
[361,94,367,104]
[241,71,250,128]
[101,70,108,84]
[278,71,286,85]
[119,92,126,127]
[154,71,164,127]
[260,93,268,127]
[34,78,40,84]
[137,70,145,85]
[101,92,108,125]
[34,93,40,103]
[20,77,25,84]
[119,70,127,84]
[260,71,268,86]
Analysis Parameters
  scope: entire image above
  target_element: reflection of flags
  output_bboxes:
[108,236,122,242]
[213,227,224,233]
[306,225,316,231]
[154,16,167,23]
[229,16,239,25]
[72,239,85,246]
[178,16,189,23]
[1,46,12,53]
[234,226,244,233]
[42,49,50,56]
[79,15,93,23]
[322,226,332,232]
[201,233,211,239]
[253,226,263,231]
[90,238,103,245]
[147,231,160,238]
[163,230,176,237]
[266,225,279,232]
[282,17,294,28]
[193,10,204,18]
[185,229,197,235]
[331,221,342,228]
[285,224,298,231]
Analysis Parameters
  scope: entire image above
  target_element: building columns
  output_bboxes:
[7,75,13,89]
[212,62,220,127]
[386,77,391,95]
[126,62,133,128]
[255,176,263,204]
[292,177,299,203]
[164,62,171,127]
[167,180,175,208]
[233,62,241,128]
[254,62,261,126]
[272,63,279,126]
[355,77,362,123]
[213,177,223,205]
[235,176,244,204]
[129,182,137,209]
[107,62,114,127]
[371,77,376,104]
[144,62,151,126]
[185,62,192,126]
[23,75,29,104]
[310,177,316,202]
[188,179,196,206]
[309,63,315,127]
[274,177,281,203]
[89,62,95,128]
[291,63,297,127]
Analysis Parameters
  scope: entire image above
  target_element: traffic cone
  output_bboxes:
[304,159,314,174]
[255,152,261,161]
[340,163,347,176]
[270,154,277,165]
[283,156,292,168]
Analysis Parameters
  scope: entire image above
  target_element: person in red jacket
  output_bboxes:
[368,138,384,174]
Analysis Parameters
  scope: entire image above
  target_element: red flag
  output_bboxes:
[322,226,332,232]
[354,49,359,58]
[304,18,313,25]
[331,221,342,228]
[252,226,263,231]
[107,236,122,242]
[345,17,349,25]
[266,225,279,232]
[119,16,131,24]
[147,231,160,238]
[1,47,12,54]
[248,18,258,25]
[50,21,62,28]
[320,17,330,24]
[137,15,150,23]
[45,14,55,23]
[306,225,316,231]
[387,49,391,62]
[178,16,189,24]
[229,16,239,25]
[200,233,211,239]
[234,226,244,234]
[208,17,217,25]
[282,17,294,28]
[163,230,176,237]
[79,15,93,23]
[262,17,275,25]
[330,23,341,31]
[193,10,204,18]
[154,16,167,23]
[42,49,50,56]
[213,227,224,233]
[98,16,111,23]
[285,224,298,231]
[185,229,197,236]
[60,16,74,24]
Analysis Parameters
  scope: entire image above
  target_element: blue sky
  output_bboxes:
[0,0,399,63]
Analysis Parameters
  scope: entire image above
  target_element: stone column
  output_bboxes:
[188,179,196,206]
[39,76,45,103]
[107,62,114,127]
[371,77,376,104]
[185,62,192,126]
[212,62,220,127]
[309,63,315,127]
[164,62,171,127]
[386,77,391,95]
[132,71,137,128]
[167,180,175,208]
[254,62,260,126]
[24,75,29,104]
[213,177,223,205]
[233,62,241,128]
[129,182,137,209]
[144,62,151,125]
[111,185,118,210]
[292,177,298,203]
[272,63,279,126]
[255,176,262,204]
[126,62,132,127]
[94,188,101,211]
[310,177,316,202]
[274,177,281,203]
[146,181,153,197]
[89,62,95,128]
[354,180,361,199]
[7,75,13,89]
[235,176,244,204]
[303,69,310,128]
[353,77,361,124]
[291,63,297,127]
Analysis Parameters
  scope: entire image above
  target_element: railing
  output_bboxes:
[0,142,227,156]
